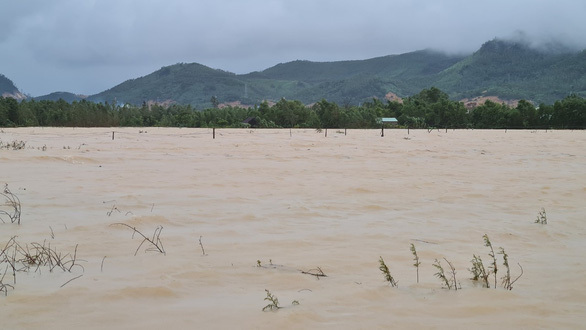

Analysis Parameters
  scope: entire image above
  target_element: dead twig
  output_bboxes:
[1,236,84,296]
[198,236,207,256]
[60,274,83,288]
[301,267,327,279]
[111,223,166,255]
[0,184,21,224]
[106,205,121,216]
[0,269,14,296]
[508,263,524,290]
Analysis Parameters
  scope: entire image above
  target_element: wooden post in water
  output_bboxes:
[381,124,384,137]
[213,127,216,139]
[112,131,114,140]
[325,128,327,137]
[345,128,347,136]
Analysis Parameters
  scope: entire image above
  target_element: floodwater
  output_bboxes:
[1,127,585,329]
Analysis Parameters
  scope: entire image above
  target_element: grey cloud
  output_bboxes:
[1,0,585,96]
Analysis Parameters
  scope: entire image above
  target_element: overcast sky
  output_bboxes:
[1,0,585,96]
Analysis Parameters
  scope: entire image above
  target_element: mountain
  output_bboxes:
[7,38,586,107]
[89,39,585,107]
[88,63,243,106]
[89,50,464,107]
[431,39,586,103]
[252,50,465,104]
[34,92,86,102]
[0,74,26,100]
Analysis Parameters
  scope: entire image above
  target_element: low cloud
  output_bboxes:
[1,0,585,96]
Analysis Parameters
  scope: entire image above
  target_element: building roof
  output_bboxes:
[379,117,398,123]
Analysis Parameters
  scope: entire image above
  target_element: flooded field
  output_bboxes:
[1,127,585,329]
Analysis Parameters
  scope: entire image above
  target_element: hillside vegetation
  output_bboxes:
[3,38,586,108]
[433,40,586,102]
[0,74,21,98]
[34,92,85,103]
[88,50,463,107]
[85,39,585,108]
[3,87,585,129]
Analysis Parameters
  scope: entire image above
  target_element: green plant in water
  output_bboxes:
[433,259,450,289]
[261,290,300,311]
[499,247,512,289]
[445,258,459,291]
[498,247,524,290]
[262,289,281,311]
[483,234,498,289]
[535,208,547,224]
[378,256,398,287]
[433,258,458,290]
[262,289,280,311]
[469,254,490,288]
[410,243,421,283]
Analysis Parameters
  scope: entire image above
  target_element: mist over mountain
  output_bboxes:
[3,38,585,107]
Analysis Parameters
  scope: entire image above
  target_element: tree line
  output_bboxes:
[1,87,584,129]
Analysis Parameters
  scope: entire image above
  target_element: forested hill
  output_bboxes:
[0,74,22,98]
[251,50,463,83]
[431,39,586,103]
[4,38,586,108]
[34,92,86,103]
[88,50,463,107]
[89,63,241,106]
[88,39,586,108]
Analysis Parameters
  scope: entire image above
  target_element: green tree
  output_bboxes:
[551,94,586,128]
[5,97,19,125]
[314,99,341,128]
[210,96,219,109]
[471,100,509,128]
[516,100,538,128]
[0,97,12,126]
[537,103,553,128]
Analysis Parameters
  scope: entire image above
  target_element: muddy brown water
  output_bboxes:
[1,128,585,329]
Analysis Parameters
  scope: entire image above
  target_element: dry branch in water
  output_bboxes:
[60,274,83,288]
[1,236,83,296]
[198,236,207,256]
[111,223,166,255]
[301,267,327,279]
[0,184,21,224]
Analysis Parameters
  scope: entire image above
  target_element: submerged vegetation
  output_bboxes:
[1,87,585,129]
[535,208,548,225]
[379,256,398,287]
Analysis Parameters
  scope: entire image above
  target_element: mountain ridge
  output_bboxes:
[0,74,26,100]
[4,38,586,107]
